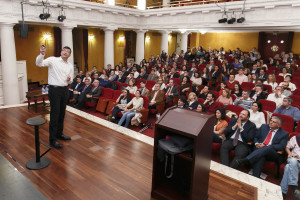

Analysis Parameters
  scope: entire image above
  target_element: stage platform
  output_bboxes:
[0,104,282,200]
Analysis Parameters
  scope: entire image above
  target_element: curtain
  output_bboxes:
[53,27,61,57]
[82,29,88,73]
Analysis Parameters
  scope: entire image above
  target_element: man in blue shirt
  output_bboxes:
[274,97,300,122]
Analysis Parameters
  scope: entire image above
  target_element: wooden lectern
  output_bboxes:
[151,107,215,200]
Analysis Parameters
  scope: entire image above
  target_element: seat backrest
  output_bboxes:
[209,90,219,99]
[101,88,114,99]
[263,84,273,94]
[241,82,255,91]
[230,94,236,102]
[112,90,123,101]
[171,78,180,85]
[290,95,300,106]
[198,98,205,104]
[214,102,224,109]
[271,113,294,133]
[225,105,244,115]
[136,78,146,87]
[293,89,300,96]
[292,77,300,89]
[259,99,276,112]
[142,96,149,108]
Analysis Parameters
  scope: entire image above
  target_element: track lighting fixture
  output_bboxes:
[57,6,66,22]
[218,11,227,23]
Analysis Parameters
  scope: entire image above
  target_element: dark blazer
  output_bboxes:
[139,87,150,98]
[258,74,268,81]
[114,75,126,83]
[224,119,256,143]
[71,82,84,91]
[187,101,199,110]
[169,73,179,79]
[80,85,92,95]
[138,73,148,80]
[164,86,179,103]
[250,91,266,101]
[88,86,102,103]
[253,124,288,151]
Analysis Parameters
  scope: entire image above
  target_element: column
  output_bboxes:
[60,25,75,65]
[162,0,170,6]
[135,30,147,64]
[180,32,189,53]
[160,30,171,55]
[137,0,146,10]
[0,23,20,105]
[104,28,115,69]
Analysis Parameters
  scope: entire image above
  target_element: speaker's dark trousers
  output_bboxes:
[48,85,68,143]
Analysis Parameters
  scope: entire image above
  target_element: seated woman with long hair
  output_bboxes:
[125,79,138,94]
[216,88,233,106]
[249,73,258,84]
[263,74,278,92]
[195,103,206,113]
[180,76,191,96]
[110,89,131,123]
[248,101,266,129]
[118,90,144,128]
[186,92,199,110]
[213,108,228,143]
[231,83,242,97]
[191,71,202,92]
[201,67,211,85]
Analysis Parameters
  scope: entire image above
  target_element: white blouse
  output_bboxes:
[249,110,266,128]
[263,81,278,91]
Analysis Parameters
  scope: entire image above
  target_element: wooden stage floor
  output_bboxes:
[0,106,257,200]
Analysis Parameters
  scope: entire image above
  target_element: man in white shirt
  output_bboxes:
[279,75,297,92]
[267,86,286,107]
[234,67,248,84]
[36,45,73,149]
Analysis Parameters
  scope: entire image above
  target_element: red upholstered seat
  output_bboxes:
[145,80,156,91]
[259,99,276,113]
[95,87,114,113]
[136,78,146,87]
[105,90,123,115]
[171,78,180,85]
[241,82,255,91]
[225,105,244,116]
[289,95,300,107]
[263,84,273,94]
[198,98,205,104]
[271,113,294,133]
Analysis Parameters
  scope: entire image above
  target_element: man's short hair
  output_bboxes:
[284,97,293,104]
[207,92,215,99]
[243,90,251,95]
[242,109,251,118]
[63,46,72,54]
[272,116,283,125]
[255,85,263,90]
[140,80,146,84]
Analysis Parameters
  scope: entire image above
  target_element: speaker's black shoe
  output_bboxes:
[50,141,62,149]
[57,134,71,140]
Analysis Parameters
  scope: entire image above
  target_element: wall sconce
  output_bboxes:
[88,34,95,41]
[43,33,51,46]
[145,36,150,42]
[119,35,125,42]
[168,35,172,41]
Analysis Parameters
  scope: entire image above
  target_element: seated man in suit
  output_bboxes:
[175,96,187,109]
[220,109,256,169]
[147,69,159,81]
[258,69,267,81]
[168,67,179,79]
[164,79,179,104]
[250,85,266,101]
[125,73,135,84]
[149,84,164,110]
[75,79,102,110]
[198,85,209,100]
[72,79,92,107]
[137,68,148,80]
[139,80,150,98]
[281,135,300,199]
[235,116,289,178]
[114,71,126,83]
[92,73,100,84]
[69,76,84,100]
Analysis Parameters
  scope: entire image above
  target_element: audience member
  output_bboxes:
[280,75,297,91]
[225,74,238,91]
[125,79,138,94]
[267,86,286,107]
[234,116,289,178]
[280,135,300,199]
[220,109,256,168]
[139,80,150,98]
[149,84,164,110]
[274,97,300,122]
[213,108,228,143]
[231,83,243,97]
[263,74,278,91]
[186,92,199,110]
[110,89,131,122]
[204,92,218,114]
[164,79,179,103]
[216,88,233,106]
[179,76,191,96]
[147,69,159,81]
[233,90,254,109]
[195,103,206,113]
[250,85,266,101]
[249,101,266,129]
[235,67,248,84]
[118,90,144,128]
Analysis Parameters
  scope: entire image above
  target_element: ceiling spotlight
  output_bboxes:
[219,18,227,23]
[227,17,236,24]
[39,13,50,20]
[218,11,227,23]
[237,17,245,23]
[57,6,66,22]
[58,15,66,22]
